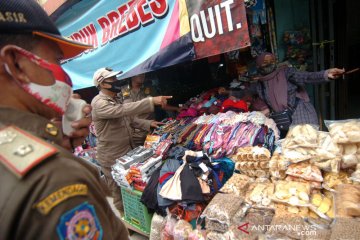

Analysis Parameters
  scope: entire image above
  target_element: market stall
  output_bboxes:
[108,86,360,239]
[58,0,360,238]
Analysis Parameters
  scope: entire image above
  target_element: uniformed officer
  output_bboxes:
[91,68,172,213]
[123,73,181,147]
[0,1,129,239]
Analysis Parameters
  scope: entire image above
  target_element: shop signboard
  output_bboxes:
[56,0,249,89]
[186,0,250,59]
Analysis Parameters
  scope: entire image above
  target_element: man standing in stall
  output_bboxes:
[91,68,172,213]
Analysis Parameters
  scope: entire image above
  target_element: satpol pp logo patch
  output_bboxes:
[57,202,103,240]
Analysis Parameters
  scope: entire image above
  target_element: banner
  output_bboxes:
[186,0,250,59]
[56,0,249,89]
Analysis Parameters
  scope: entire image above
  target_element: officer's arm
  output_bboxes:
[131,117,152,131]
[92,97,154,119]
[162,104,181,112]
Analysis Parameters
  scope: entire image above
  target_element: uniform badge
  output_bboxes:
[122,89,130,98]
[45,123,58,136]
[57,202,103,240]
[0,125,58,178]
[144,87,151,95]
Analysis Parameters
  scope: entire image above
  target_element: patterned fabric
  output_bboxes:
[245,0,257,8]
[257,67,329,126]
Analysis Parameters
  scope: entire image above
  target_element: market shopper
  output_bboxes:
[254,52,344,137]
[124,73,181,147]
[91,68,172,213]
[0,1,129,239]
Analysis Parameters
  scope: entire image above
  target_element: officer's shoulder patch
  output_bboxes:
[0,125,58,178]
[144,87,151,95]
[57,202,103,240]
[33,184,88,215]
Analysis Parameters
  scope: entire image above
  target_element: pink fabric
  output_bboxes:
[177,108,198,119]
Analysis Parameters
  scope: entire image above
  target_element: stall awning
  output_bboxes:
[55,0,250,89]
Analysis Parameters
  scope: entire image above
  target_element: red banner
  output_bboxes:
[186,0,250,59]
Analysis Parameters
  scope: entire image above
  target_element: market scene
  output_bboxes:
[1,0,360,239]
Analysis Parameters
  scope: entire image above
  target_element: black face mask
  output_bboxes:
[259,63,277,75]
[103,80,127,93]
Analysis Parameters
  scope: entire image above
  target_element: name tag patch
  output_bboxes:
[34,184,88,215]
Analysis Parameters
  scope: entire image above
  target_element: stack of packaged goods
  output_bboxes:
[129,155,163,191]
[112,146,154,189]
[112,136,173,191]
[231,146,271,178]
[186,120,360,239]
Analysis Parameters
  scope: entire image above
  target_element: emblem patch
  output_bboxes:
[57,202,103,240]
[34,184,88,215]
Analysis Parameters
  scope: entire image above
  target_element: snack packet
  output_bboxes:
[325,119,360,143]
[286,161,323,182]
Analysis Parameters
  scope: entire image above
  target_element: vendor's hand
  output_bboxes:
[150,121,165,129]
[153,96,173,108]
[261,108,270,117]
[328,68,345,79]
[67,104,92,147]
[59,94,92,150]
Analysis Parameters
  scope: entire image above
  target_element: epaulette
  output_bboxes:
[0,125,58,178]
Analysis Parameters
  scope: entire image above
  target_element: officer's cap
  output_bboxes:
[93,67,123,87]
[0,0,92,59]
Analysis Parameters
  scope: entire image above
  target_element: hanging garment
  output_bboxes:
[250,0,266,24]
[159,163,185,201]
[157,159,182,207]
[140,168,162,214]
[180,163,204,202]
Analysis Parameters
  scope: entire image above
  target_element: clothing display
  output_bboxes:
[88,3,352,236]
[156,111,278,158]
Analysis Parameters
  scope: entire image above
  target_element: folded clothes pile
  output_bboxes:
[140,150,229,217]
[154,111,279,159]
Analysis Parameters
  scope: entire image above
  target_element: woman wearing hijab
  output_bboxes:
[254,52,344,137]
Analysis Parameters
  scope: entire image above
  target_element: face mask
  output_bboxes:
[259,63,277,75]
[103,80,127,93]
[10,46,73,115]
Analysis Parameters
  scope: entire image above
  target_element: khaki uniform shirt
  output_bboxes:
[91,92,154,166]
[0,107,128,240]
[123,86,157,145]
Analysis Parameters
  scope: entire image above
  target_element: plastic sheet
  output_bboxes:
[201,193,243,233]
[150,213,166,240]
[161,216,177,240]
[173,220,193,240]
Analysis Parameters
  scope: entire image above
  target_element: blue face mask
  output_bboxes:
[259,63,277,75]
